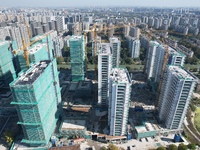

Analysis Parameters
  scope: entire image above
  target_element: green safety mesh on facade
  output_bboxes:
[70,35,85,82]
[10,59,61,146]
[0,41,16,86]
[17,35,53,72]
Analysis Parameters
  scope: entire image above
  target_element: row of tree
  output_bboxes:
[157,143,196,150]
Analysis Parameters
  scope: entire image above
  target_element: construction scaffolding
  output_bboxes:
[0,41,16,87]
[70,35,85,82]
[17,36,52,71]
[10,60,61,146]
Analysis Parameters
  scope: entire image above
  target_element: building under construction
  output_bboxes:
[17,35,54,71]
[10,59,61,146]
[0,41,16,87]
[69,35,85,82]
[17,43,50,71]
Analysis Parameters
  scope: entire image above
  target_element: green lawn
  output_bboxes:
[57,63,144,71]
[194,107,200,133]
[184,64,200,70]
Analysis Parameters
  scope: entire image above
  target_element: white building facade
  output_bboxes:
[109,37,121,68]
[146,41,165,82]
[130,38,140,58]
[98,43,112,106]
[108,68,131,136]
[158,66,198,129]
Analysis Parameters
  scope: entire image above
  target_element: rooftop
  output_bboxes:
[14,60,50,85]
[61,120,86,130]
[77,80,92,90]
[169,65,198,81]
[98,43,112,55]
[70,35,82,41]
[0,41,8,47]
[110,68,131,84]
[109,37,120,43]
[28,43,46,55]
[168,46,185,57]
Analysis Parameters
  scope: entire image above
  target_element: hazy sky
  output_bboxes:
[0,0,200,7]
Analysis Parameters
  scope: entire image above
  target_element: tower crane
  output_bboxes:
[14,31,54,68]
[155,38,169,108]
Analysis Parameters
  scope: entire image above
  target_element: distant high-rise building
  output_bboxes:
[142,16,148,24]
[48,21,56,31]
[148,17,154,27]
[55,16,66,32]
[108,68,131,136]
[129,26,140,39]
[10,60,61,146]
[70,35,85,82]
[53,36,64,57]
[35,26,43,35]
[145,41,165,82]
[85,16,93,23]
[18,24,30,45]
[42,24,50,33]
[0,41,16,87]
[158,66,197,129]
[127,37,140,59]
[108,24,114,38]
[140,35,149,50]
[98,43,112,106]
[8,26,23,49]
[123,24,130,37]
[154,18,160,29]
[92,36,101,56]
[109,37,121,68]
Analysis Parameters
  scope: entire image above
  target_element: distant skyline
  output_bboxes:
[0,0,200,8]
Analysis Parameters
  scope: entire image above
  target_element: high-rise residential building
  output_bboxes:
[154,18,160,29]
[55,16,66,32]
[85,16,93,23]
[168,47,185,67]
[70,35,85,82]
[35,26,43,35]
[18,24,30,45]
[52,36,64,57]
[17,43,50,71]
[140,35,149,50]
[145,41,165,82]
[108,24,114,38]
[0,41,16,87]
[108,68,131,136]
[123,24,130,37]
[42,24,50,33]
[8,26,23,49]
[98,43,112,106]
[49,21,56,31]
[158,66,197,129]
[10,59,61,146]
[129,26,140,39]
[127,37,140,59]
[148,17,154,27]
[92,36,101,56]
[109,37,121,68]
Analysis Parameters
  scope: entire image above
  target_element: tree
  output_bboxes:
[168,144,178,150]
[3,130,14,147]
[107,144,119,150]
[100,146,107,150]
[178,143,188,150]
[56,56,64,64]
[187,143,196,150]
[190,103,196,112]
[157,146,166,150]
